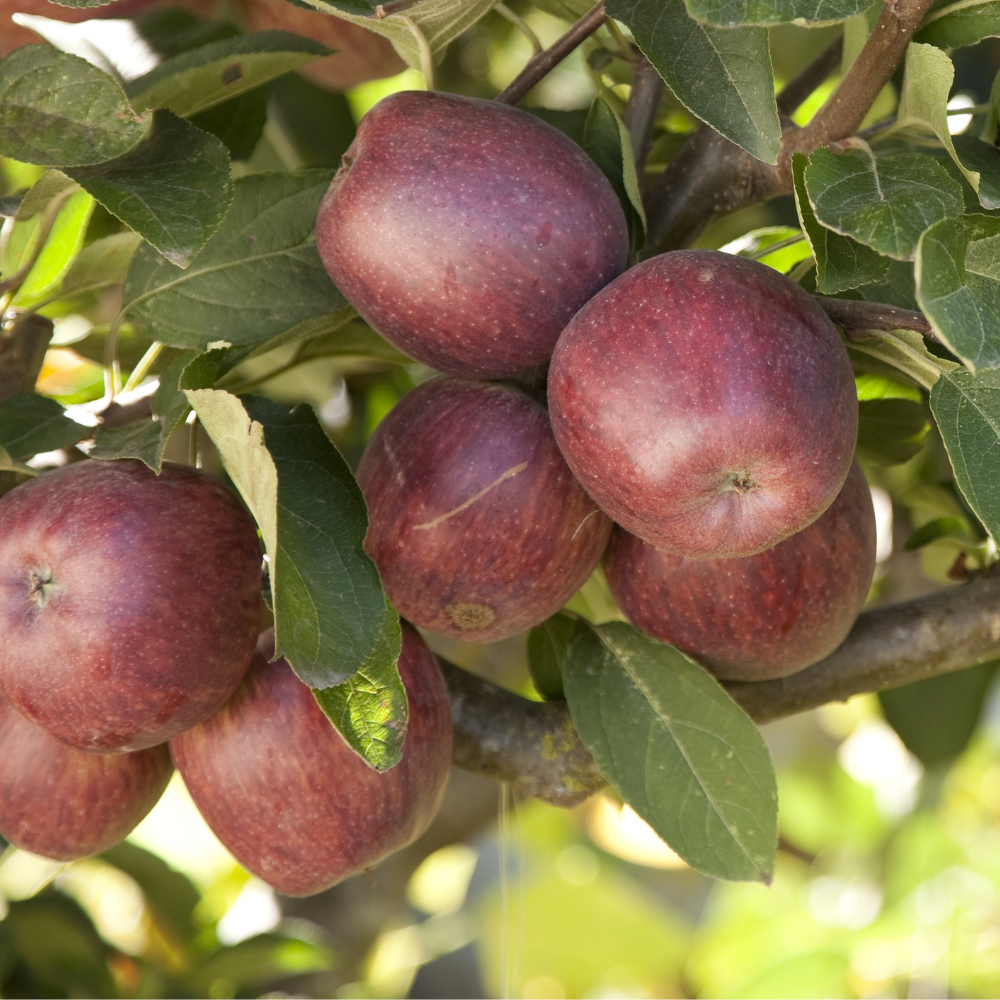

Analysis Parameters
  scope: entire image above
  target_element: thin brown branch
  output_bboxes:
[818,296,939,340]
[623,47,665,181]
[0,313,51,406]
[776,36,844,117]
[445,573,1000,804]
[496,1,607,107]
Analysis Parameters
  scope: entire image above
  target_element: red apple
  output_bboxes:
[547,250,859,559]
[0,459,263,753]
[170,624,452,897]
[357,377,612,642]
[316,91,629,378]
[0,697,172,860]
[231,0,404,91]
[603,462,877,680]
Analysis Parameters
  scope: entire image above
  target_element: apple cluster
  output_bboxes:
[0,459,452,896]
[317,91,876,678]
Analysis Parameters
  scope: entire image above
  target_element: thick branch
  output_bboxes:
[445,573,1000,803]
[0,312,51,405]
[496,1,607,107]
[817,296,938,339]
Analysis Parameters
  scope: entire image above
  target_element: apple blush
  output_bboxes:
[548,249,859,560]
[356,376,612,643]
[171,624,452,897]
[0,459,263,753]
[604,462,877,680]
[316,90,629,379]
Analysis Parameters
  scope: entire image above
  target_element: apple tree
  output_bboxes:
[2,0,1000,991]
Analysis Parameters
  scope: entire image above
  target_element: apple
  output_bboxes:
[603,462,877,680]
[231,0,404,91]
[316,90,629,379]
[357,376,612,642]
[170,624,452,897]
[547,249,859,559]
[0,459,263,753]
[0,697,172,861]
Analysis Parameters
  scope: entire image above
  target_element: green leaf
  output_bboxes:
[915,0,1000,50]
[856,397,930,464]
[685,0,870,27]
[126,31,332,118]
[916,213,1000,371]
[859,257,919,310]
[269,72,357,168]
[121,170,349,349]
[0,44,150,166]
[189,86,268,161]
[805,147,964,261]
[66,110,232,268]
[563,619,778,883]
[952,135,1000,211]
[10,187,93,309]
[527,611,576,701]
[582,97,646,256]
[903,515,973,550]
[607,0,781,163]
[930,367,1000,540]
[192,934,332,995]
[847,328,957,391]
[57,231,142,300]
[0,392,90,459]
[792,152,889,293]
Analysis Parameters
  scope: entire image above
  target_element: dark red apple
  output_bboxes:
[231,0,405,91]
[357,377,612,642]
[604,462,877,680]
[0,697,172,860]
[0,459,263,753]
[171,624,452,897]
[548,250,858,559]
[316,90,629,379]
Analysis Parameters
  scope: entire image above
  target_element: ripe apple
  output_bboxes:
[603,462,877,680]
[357,377,612,642]
[316,91,629,379]
[0,459,263,753]
[0,697,172,860]
[547,250,859,559]
[231,0,404,91]
[171,624,452,897]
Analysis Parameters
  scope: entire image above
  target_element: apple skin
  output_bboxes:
[603,462,877,681]
[547,250,859,559]
[170,624,452,897]
[0,697,172,861]
[0,459,263,753]
[316,91,629,379]
[357,377,612,642]
[231,0,405,91]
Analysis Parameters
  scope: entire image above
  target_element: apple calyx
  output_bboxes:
[28,568,58,608]
[724,472,759,496]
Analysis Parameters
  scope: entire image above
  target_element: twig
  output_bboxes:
[623,47,665,181]
[817,297,939,340]
[495,2,543,54]
[776,36,844,117]
[496,1,607,107]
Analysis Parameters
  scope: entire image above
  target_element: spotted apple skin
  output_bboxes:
[548,250,859,559]
[0,698,172,861]
[316,90,628,378]
[0,459,263,753]
[604,462,877,680]
[357,377,612,642]
[171,624,452,897]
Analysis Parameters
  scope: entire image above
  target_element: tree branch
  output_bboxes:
[496,1,607,107]
[623,47,665,180]
[776,36,844,118]
[817,296,938,340]
[445,573,1000,803]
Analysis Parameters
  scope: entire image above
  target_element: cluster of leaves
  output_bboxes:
[2,0,1000,893]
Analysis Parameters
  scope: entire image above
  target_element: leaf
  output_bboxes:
[582,97,646,256]
[126,31,332,118]
[527,611,576,700]
[67,110,233,268]
[792,152,889,293]
[0,44,150,167]
[563,619,778,883]
[914,0,1000,50]
[10,188,94,309]
[607,0,781,164]
[847,328,957,391]
[903,516,973,550]
[856,397,930,464]
[0,392,91,459]
[191,934,332,995]
[57,231,142,299]
[930,367,1000,540]
[685,0,870,27]
[897,42,982,198]
[121,170,349,349]
[951,135,1000,211]
[269,73,357,168]
[858,258,919,310]
[916,213,1000,371]
[804,147,964,261]
[189,86,269,161]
